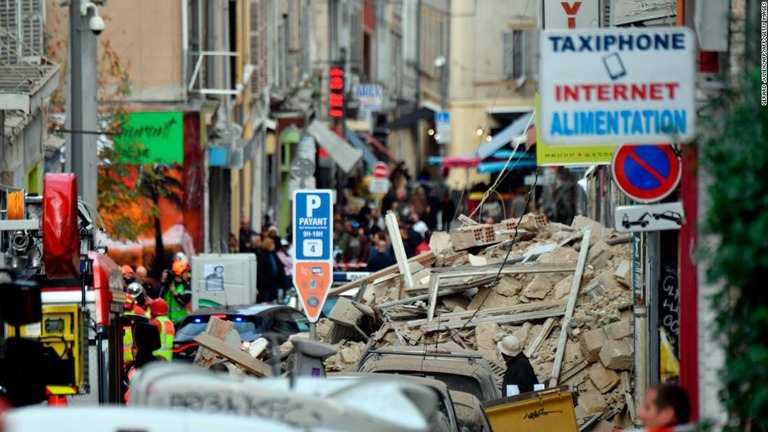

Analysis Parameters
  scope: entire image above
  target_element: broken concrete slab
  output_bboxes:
[599,340,634,371]
[553,275,574,300]
[589,363,620,394]
[587,240,614,270]
[521,274,554,300]
[580,327,608,363]
[467,287,515,310]
[603,320,633,341]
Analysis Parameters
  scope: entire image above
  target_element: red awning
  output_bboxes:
[362,132,396,162]
[442,156,482,168]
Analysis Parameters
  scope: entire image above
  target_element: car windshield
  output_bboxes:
[177,315,262,340]
[386,372,484,401]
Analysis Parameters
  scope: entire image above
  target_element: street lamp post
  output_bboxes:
[434,56,448,157]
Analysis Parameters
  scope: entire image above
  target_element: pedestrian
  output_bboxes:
[122,322,163,404]
[366,240,396,272]
[239,218,255,252]
[356,225,371,264]
[257,238,284,303]
[440,192,456,232]
[415,231,432,255]
[636,383,692,429]
[410,212,429,241]
[276,239,293,300]
[552,167,577,225]
[498,335,539,396]
[148,299,175,361]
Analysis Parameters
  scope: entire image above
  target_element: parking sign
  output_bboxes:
[292,190,333,322]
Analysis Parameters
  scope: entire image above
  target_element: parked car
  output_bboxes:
[172,304,310,361]
[449,390,493,432]
[356,346,502,402]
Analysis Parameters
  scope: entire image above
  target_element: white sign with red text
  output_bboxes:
[542,0,601,29]
[539,27,696,146]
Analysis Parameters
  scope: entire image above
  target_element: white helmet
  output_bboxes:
[174,252,188,263]
[127,282,145,299]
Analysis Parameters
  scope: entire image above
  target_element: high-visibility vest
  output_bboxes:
[151,316,175,361]
[123,326,134,363]
[163,282,190,326]
[124,366,136,404]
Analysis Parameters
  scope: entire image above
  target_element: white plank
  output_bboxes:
[549,228,592,388]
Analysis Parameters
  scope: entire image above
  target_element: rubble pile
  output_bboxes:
[323,214,636,429]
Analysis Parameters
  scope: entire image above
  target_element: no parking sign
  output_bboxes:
[612,144,681,203]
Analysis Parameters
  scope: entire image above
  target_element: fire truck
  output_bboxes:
[0,174,125,406]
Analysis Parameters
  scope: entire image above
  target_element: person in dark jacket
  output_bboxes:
[366,240,397,272]
[257,238,285,303]
[498,335,538,396]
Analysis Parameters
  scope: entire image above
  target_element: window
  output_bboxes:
[502,27,538,82]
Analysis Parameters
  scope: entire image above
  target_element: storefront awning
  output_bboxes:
[307,120,362,174]
[477,159,537,174]
[381,107,435,130]
[344,127,379,167]
[475,112,534,160]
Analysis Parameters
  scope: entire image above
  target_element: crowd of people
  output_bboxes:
[118,252,192,403]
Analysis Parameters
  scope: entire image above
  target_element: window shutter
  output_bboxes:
[20,0,43,58]
[0,0,19,63]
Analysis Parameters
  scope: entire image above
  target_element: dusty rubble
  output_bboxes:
[321,213,637,430]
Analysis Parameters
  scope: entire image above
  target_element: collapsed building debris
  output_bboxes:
[323,214,635,431]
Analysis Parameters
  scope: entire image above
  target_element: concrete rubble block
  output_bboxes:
[571,215,615,240]
[553,275,574,300]
[603,320,633,341]
[579,387,609,414]
[441,295,470,312]
[429,231,452,253]
[521,275,554,300]
[599,340,634,371]
[587,240,614,270]
[589,363,620,394]
[475,322,502,351]
[339,342,365,364]
[614,260,631,288]
[583,270,622,300]
[580,327,608,363]
[537,247,580,264]
[564,341,584,364]
[496,275,523,297]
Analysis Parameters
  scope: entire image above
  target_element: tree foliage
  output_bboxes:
[701,66,768,430]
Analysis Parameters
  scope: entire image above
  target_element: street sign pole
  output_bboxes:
[292,190,334,341]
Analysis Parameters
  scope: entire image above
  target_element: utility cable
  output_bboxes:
[434,166,540,349]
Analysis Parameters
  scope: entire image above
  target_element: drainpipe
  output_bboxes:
[182,0,189,95]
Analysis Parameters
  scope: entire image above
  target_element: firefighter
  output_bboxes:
[160,260,192,327]
[149,299,175,361]
[121,287,149,364]
[122,322,162,404]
